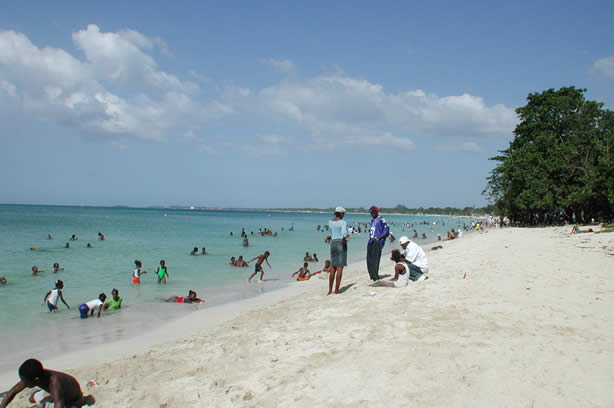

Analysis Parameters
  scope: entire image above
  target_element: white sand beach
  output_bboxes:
[3,227,614,407]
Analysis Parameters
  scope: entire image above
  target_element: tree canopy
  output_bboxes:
[484,87,614,223]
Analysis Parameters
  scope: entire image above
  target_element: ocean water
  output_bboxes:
[0,205,475,372]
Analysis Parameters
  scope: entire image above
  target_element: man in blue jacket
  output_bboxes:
[367,206,389,281]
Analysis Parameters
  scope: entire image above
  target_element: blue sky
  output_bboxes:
[1,1,613,208]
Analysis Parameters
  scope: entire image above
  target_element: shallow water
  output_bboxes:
[0,205,474,372]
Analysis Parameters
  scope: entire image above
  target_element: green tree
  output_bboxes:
[484,87,614,223]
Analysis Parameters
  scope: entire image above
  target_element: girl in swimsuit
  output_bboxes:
[133,260,147,284]
[156,260,168,284]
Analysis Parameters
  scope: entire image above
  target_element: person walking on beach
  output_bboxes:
[156,260,169,283]
[367,206,389,281]
[398,236,429,281]
[328,206,349,294]
[42,280,70,312]
[0,358,95,408]
[247,251,271,283]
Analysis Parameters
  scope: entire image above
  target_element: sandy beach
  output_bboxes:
[3,226,614,407]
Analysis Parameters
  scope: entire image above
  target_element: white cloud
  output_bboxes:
[592,56,614,80]
[263,58,295,74]
[72,25,196,92]
[224,73,516,151]
[0,28,226,141]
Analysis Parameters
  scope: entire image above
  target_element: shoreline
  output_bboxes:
[6,226,610,407]
[0,229,478,389]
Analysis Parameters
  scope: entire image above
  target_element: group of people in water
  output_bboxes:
[189,247,208,255]
[41,279,123,318]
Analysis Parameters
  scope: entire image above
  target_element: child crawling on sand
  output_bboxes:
[0,358,95,407]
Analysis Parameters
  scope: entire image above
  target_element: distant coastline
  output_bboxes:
[0,203,493,217]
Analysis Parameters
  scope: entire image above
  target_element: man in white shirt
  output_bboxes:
[398,236,428,281]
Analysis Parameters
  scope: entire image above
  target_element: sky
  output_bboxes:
[1,1,613,209]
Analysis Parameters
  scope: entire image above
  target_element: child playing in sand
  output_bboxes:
[42,280,70,312]
[315,260,334,280]
[0,358,95,407]
[247,251,271,282]
[292,262,312,281]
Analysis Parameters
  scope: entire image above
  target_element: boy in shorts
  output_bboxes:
[247,251,271,283]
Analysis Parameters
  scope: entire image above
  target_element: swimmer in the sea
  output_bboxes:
[201,247,207,255]
[247,251,271,283]
[69,234,77,241]
[0,277,8,285]
[236,256,247,267]
[132,260,147,284]
[65,242,70,248]
[31,266,44,275]
[0,358,95,408]
[230,256,236,266]
[190,247,199,256]
[86,243,93,248]
[42,280,70,312]
[166,290,203,304]
[52,263,63,273]
[47,234,52,240]
[156,260,169,284]
[98,232,104,241]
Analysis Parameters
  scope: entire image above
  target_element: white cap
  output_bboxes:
[399,236,410,244]
[334,206,346,213]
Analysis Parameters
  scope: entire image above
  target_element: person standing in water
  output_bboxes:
[132,260,147,284]
[156,260,169,284]
[328,206,349,294]
[247,251,271,283]
[42,280,70,312]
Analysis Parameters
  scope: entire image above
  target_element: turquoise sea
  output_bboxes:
[0,205,476,373]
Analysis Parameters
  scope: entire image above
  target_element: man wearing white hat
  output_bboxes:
[398,236,429,281]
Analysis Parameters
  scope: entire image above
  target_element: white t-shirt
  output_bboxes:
[402,241,429,273]
[86,299,103,311]
[133,268,140,278]
[48,288,59,306]
[394,262,409,287]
